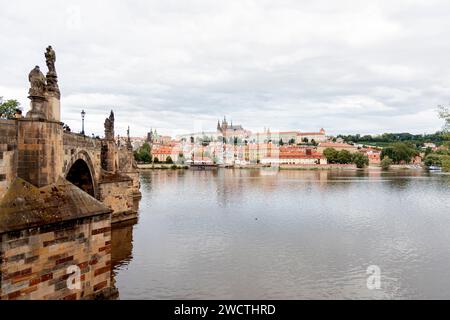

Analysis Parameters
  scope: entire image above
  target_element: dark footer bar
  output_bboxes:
[0,300,442,319]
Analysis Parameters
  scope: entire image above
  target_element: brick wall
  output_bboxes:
[0,213,113,300]
[0,120,18,197]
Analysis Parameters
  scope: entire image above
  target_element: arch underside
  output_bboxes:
[66,159,95,197]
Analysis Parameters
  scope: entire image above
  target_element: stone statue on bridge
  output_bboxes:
[127,126,132,150]
[104,110,115,141]
[45,45,56,74]
[28,66,46,98]
[45,45,60,96]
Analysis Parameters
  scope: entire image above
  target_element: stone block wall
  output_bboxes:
[99,179,135,223]
[101,140,119,173]
[118,146,141,200]
[0,213,112,300]
[0,120,18,197]
[16,119,63,188]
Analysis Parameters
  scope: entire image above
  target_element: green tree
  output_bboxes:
[289,138,296,145]
[352,153,369,168]
[178,153,185,164]
[380,156,393,170]
[381,142,418,164]
[141,142,151,153]
[140,150,151,163]
[424,147,433,157]
[438,104,449,132]
[337,150,353,164]
[133,150,141,162]
[424,154,443,167]
[279,139,284,146]
[166,156,173,164]
[0,98,21,119]
[133,142,152,163]
[323,148,339,163]
[442,157,450,172]
[153,157,160,164]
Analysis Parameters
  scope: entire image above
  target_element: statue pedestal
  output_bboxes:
[26,95,47,120]
[46,92,60,121]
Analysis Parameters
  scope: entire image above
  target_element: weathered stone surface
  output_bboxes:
[104,111,115,141]
[28,66,46,99]
[0,120,18,197]
[0,178,111,234]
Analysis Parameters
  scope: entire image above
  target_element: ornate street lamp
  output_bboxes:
[81,109,86,135]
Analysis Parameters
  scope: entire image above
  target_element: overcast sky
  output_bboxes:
[1,0,449,137]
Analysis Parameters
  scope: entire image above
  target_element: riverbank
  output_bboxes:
[137,164,189,170]
[137,163,428,171]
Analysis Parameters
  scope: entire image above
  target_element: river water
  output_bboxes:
[112,169,450,299]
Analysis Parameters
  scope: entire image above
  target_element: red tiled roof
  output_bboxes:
[318,143,356,148]
[152,146,174,155]
[280,153,324,159]
[298,132,326,136]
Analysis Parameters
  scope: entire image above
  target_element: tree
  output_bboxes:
[424,147,433,157]
[442,157,450,172]
[153,157,160,164]
[380,156,393,170]
[352,153,369,168]
[178,153,185,164]
[424,154,442,167]
[337,150,353,164]
[140,151,151,163]
[381,142,418,164]
[289,138,296,145]
[0,98,21,119]
[133,142,152,163]
[166,156,173,164]
[141,142,151,153]
[133,150,139,160]
[279,139,284,146]
[323,148,339,163]
[438,104,449,132]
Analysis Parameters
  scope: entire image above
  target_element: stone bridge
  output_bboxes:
[0,46,142,301]
[0,48,140,224]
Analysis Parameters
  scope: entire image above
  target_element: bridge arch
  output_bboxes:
[65,151,98,198]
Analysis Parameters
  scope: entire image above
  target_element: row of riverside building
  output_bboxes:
[131,118,383,166]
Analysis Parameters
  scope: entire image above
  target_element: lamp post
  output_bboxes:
[81,109,86,135]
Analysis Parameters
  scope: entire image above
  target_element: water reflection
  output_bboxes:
[111,219,136,299]
[112,169,450,299]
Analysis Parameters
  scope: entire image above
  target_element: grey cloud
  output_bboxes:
[0,0,448,137]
